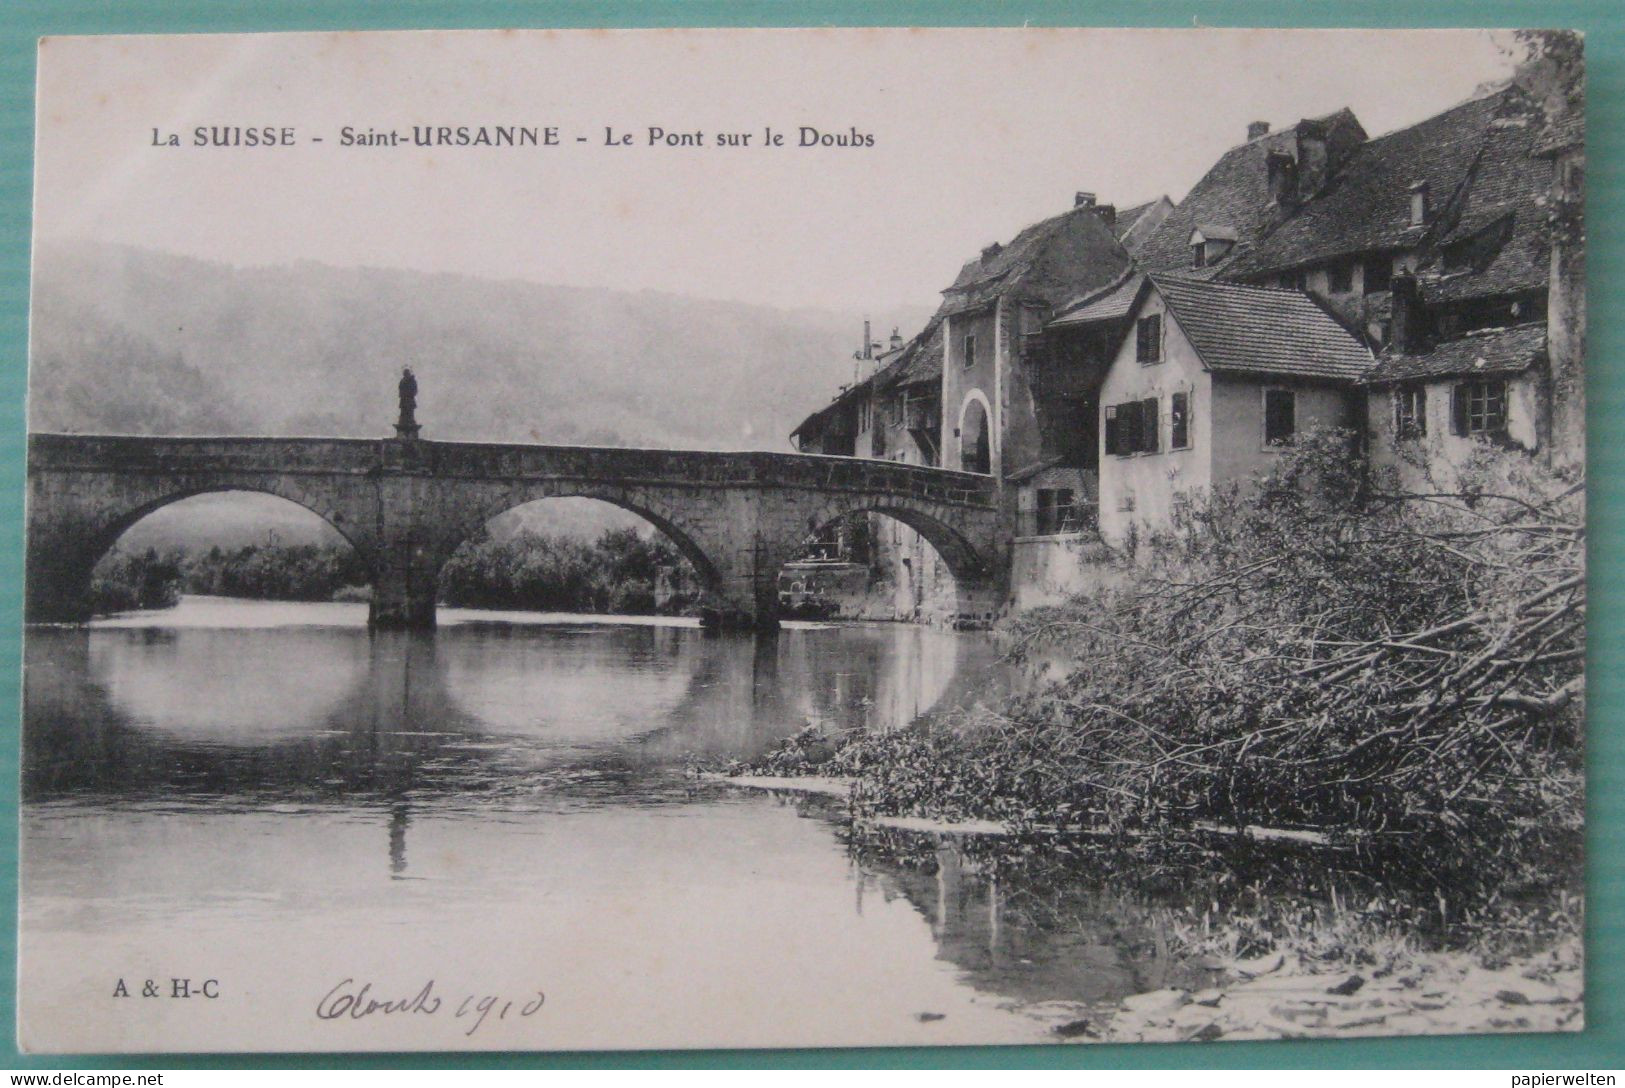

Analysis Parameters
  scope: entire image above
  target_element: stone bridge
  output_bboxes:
[26,433,1003,630]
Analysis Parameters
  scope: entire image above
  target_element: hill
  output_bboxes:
[31,241,927,549]
[29,240,927,450]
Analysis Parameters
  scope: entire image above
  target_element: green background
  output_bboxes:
[0,0,1617,1070]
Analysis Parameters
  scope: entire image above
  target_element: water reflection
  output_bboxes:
[28,599,1174,1052]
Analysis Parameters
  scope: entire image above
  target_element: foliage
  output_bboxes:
[88,548,186,614]
[186,541,370,601]
[750,433,1585,930]
[438,527,703,615]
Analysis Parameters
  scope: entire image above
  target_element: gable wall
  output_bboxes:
[1096,292,1211,546]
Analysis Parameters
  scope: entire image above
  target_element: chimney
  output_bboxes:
[889,328,903,352]
[1248,120,1271,140]
[862,318,872,360]
[1409,181,1430,226]
[1093,203,1117,228]
[981,242,1003,263]
[1074,191,1096,208]
[1389,272,1426,354]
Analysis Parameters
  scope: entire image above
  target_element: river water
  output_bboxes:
[20,597,1177,1053]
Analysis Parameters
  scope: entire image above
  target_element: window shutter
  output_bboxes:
[1140,397,1159,452]
[1104,405,1119,455]
[1171,391,1189,449]
[1121,401,1140,455]
[1451,384,1469,436]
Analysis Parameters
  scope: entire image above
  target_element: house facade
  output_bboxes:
[1094,276,1372,545]
[785,77,1582,622]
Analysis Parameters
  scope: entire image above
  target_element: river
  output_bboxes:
[20,596,1186,1053]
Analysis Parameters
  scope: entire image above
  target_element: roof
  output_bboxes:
[877,318,943,390]
[1227,88,1540,279]
[1113,196,1174,257]
[1050,273,1145,327]
[789,373,870,441]
[1136,109,1367,276]
[1536,112,1584,157]
[1364,322,1547,384]
[1417,100,1553,304]
[1148,274,1374,382]
[941,204,1131,315]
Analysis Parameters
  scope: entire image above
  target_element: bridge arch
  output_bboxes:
[27,477,378,624]
[770,495,997,627]
[439,486,726,592]
[433,491,723,617]
[89,483,372,571]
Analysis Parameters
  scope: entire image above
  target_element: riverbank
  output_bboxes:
[1088,942,1582,1043]
[710,771,1584,1042]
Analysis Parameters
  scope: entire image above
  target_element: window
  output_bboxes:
[1191,243,1207,269]
[1328,263,1354,293]
[1277,270,1305,291]
[1264,388,1296,447]
[1170,391,1191,449]
[1105,399,1159,455]
[962,334,976,370]
[1136,314,1162,364]
[1394,385,1426,439]
[1036,488,1078,535]
[1452,380,1507,436]
[857,399,871,433]
[1363,257,1392,294]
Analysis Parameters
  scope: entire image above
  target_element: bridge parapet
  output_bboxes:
[28,434,998,508]
[27,433,384,476]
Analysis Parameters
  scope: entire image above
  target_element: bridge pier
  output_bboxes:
[367,537,447,630]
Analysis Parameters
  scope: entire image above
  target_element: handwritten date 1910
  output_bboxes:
[316,978,546,1037]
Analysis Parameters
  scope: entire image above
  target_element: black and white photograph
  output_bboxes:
[17,26,1586,1053]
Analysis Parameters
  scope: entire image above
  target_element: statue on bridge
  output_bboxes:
[395,367,421,440]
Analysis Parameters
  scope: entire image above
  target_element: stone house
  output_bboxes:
[938,192,1134,485]
[1362,295,1548,492]
[1094,275,1372,546]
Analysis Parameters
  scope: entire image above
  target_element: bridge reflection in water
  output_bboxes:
[20,602,1210,1049]
[23,601,995,843]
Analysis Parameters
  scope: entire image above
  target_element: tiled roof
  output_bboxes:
[1418,102,1552,304]
[1364,322,1546,384]
[941,205,1131,315]
[789,372,870,441]
[1049,273,1145,327]
[1149,274,1373,382]
[1536,113,1583,156]
[871,318,943,392]
[1226,88,1536,279]
[1137,109,1366,276]
[1113,196,1173,256]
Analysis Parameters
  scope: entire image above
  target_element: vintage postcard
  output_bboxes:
[18,27,1585,1053]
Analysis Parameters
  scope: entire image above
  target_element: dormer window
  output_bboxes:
[1409,181,1430,226]
[1188,226,1237,269]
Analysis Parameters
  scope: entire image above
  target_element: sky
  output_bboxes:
[33,27,1521,315]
